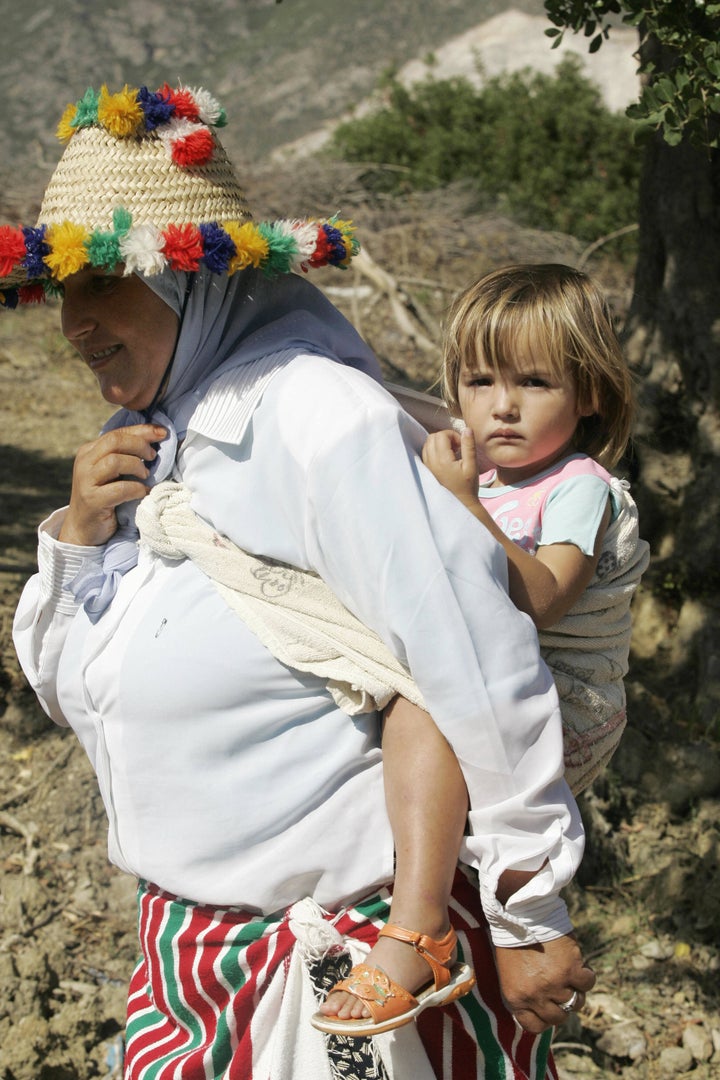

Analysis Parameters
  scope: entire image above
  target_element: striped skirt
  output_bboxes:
[124,870,556,1080]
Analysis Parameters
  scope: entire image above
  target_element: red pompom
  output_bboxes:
[162,224,204,271]
[18,283,47,305]
[170,127,215,167]
[0,225,27,277]
[162,84,200,122]
[308,228,331,268]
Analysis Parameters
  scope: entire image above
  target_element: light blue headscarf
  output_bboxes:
[70,265,382,620]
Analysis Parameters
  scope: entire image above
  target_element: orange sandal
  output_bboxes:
[310,923,476,1036]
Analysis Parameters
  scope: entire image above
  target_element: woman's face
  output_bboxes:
[61,267,179,411]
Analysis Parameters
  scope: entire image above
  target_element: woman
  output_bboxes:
[5,82,592,1078]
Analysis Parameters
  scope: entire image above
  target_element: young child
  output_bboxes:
[316,264,648,1035]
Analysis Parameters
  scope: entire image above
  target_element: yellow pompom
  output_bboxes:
[56,104,78,143]
[336,219,357,266]
[225,221,269,274]
[97,84,144,138]
[45,221,90,280]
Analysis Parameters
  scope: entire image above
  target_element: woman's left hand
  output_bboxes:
[494,933,596,1032]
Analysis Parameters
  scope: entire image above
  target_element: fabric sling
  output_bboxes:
[136,480,425,716]
[538,480,649,793]
[124,871,556,1080]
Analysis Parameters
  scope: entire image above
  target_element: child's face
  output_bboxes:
[458,349,592,485]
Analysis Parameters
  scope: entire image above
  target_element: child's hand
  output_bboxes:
[494,933,596,1033]
[422,427,480,508]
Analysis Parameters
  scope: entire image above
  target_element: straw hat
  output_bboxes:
[0,83,359,308]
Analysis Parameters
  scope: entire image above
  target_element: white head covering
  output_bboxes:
[103,264,381,442]
[153,263,380,404]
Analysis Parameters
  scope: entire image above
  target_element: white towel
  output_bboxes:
[136,481,425,715]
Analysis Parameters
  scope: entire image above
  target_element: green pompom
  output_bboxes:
[74,88,100,129]
[87,231,121,269]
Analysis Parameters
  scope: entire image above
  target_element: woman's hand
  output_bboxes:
[58,424,167,547]
[422,427,481,509]
[494,933,596,1033]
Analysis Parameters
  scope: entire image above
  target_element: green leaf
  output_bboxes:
[655,78,677,103]
[662,127,684,146]
[642,87,662,111]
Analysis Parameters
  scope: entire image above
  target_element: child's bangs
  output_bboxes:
[473,299,568,381]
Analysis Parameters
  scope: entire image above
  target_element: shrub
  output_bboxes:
[329,56,640,245]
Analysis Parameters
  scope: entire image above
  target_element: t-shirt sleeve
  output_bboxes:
[538,474,612,556]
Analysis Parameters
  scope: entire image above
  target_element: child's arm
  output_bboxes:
[422,428,611,630]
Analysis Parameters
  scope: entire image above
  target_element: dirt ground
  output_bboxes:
[1,184,719,1078]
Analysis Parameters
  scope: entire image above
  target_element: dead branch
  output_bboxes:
[351,247,440,354]
[578,224,639,269]
[0,809,39,875]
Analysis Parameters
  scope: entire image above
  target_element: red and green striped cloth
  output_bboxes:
[124,870,556,1080]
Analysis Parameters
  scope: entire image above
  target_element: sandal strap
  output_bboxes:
[326,963,418,1024]
[378,923,457,991]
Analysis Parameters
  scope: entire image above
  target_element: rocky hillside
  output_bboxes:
[2,0,637,216]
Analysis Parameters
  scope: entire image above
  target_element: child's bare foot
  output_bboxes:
[319,917,454,1021]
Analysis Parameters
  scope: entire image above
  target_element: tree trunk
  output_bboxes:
[622,38,720,732]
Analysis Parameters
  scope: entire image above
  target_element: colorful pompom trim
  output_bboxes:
[56,83,228,168]
[0,213,360,307]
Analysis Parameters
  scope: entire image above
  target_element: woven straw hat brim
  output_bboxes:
[0,266,27,290]
[1,90,360,302]
[39,126,252,233]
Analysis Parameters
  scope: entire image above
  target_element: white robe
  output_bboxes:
[13,354,583,947]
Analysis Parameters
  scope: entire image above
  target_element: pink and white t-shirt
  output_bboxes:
[477,453,649,794]
[477,453,615,556]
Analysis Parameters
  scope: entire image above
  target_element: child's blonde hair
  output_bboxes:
[442,263,634,469]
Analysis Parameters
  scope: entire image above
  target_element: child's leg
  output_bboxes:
[320,694,469,1020]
